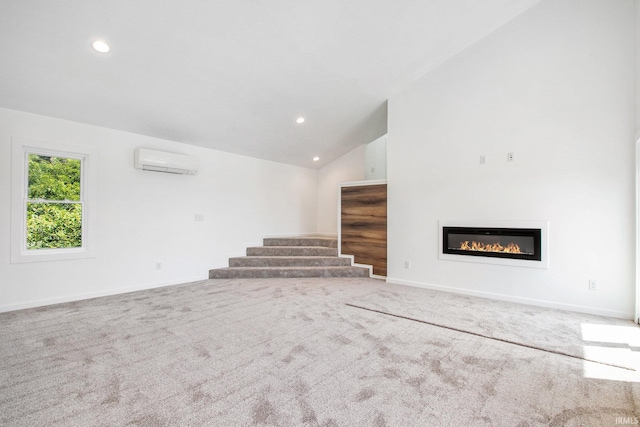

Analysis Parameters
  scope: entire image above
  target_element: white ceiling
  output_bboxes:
[0,0,541,168]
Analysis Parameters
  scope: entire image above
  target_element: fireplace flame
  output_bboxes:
[459,240,522,254]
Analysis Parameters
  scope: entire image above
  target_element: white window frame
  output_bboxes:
[11,137,97,263]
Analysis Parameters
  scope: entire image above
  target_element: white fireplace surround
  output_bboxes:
[438,220,549,269]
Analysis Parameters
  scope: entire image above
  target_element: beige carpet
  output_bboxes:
[0,277,638,426]
[347,286,640,371]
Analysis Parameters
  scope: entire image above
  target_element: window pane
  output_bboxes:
[27,203,82,249]
[28,154,81,201]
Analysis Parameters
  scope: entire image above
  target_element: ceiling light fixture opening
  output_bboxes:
[92,40,110,53]
[296,117,305,124]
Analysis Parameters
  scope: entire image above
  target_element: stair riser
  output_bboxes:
[263,238,338,248]
[247,247,338,257]
[209,268,369,279]
[229,257,351,267]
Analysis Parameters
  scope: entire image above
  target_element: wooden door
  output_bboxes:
[340,183,387,276]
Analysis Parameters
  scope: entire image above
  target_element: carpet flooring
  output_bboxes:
[1,277,639,426]
[348,286,640,371]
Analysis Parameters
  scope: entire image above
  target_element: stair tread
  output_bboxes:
[247,246,338,256]
[264,236,337,242]
[231,256,344,259]
[229,255,351,268]
[209,265,369,278]
[249,246,336,249]
[215,266,364,270]
[247,247,337,251]
[266,237,336,241]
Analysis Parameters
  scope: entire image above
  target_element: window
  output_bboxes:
[27,154,83,250]
[11,137,97,263]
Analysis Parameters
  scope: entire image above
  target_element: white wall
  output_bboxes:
[636,0,640,324]
[635,0,640,140]
[388,0,636,318]
[0,108,318,311]
[365,135,387,180]
[316,145,365,234]
[636,0,640,140]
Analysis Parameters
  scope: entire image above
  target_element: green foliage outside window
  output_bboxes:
[26,154,83,250]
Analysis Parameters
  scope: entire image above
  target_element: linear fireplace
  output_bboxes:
[439,221,548,268]
[443,227,541,261]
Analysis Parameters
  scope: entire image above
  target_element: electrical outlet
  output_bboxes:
[507,152,514,162]
[156,262,162,270]
[479,155,486,165]
[588,279,597,290]
[404,261,410,269]
[194,214,204,221]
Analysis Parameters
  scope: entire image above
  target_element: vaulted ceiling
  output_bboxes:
[0,0,541,168]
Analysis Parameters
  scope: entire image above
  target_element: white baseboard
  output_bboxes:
[0,276,208,313]
[261,232,338,239]
[310,232,339,238]
[386,277,634,320]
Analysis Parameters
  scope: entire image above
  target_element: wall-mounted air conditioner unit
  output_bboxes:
[134,148,198,175]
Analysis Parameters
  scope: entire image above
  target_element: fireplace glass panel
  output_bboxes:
[443,227,541,261]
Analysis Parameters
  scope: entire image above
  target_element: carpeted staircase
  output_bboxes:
[209,236,370,278]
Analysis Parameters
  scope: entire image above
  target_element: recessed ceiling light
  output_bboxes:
[296,117,305,124]
[92,40,110,53]
[313,156,320,162]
